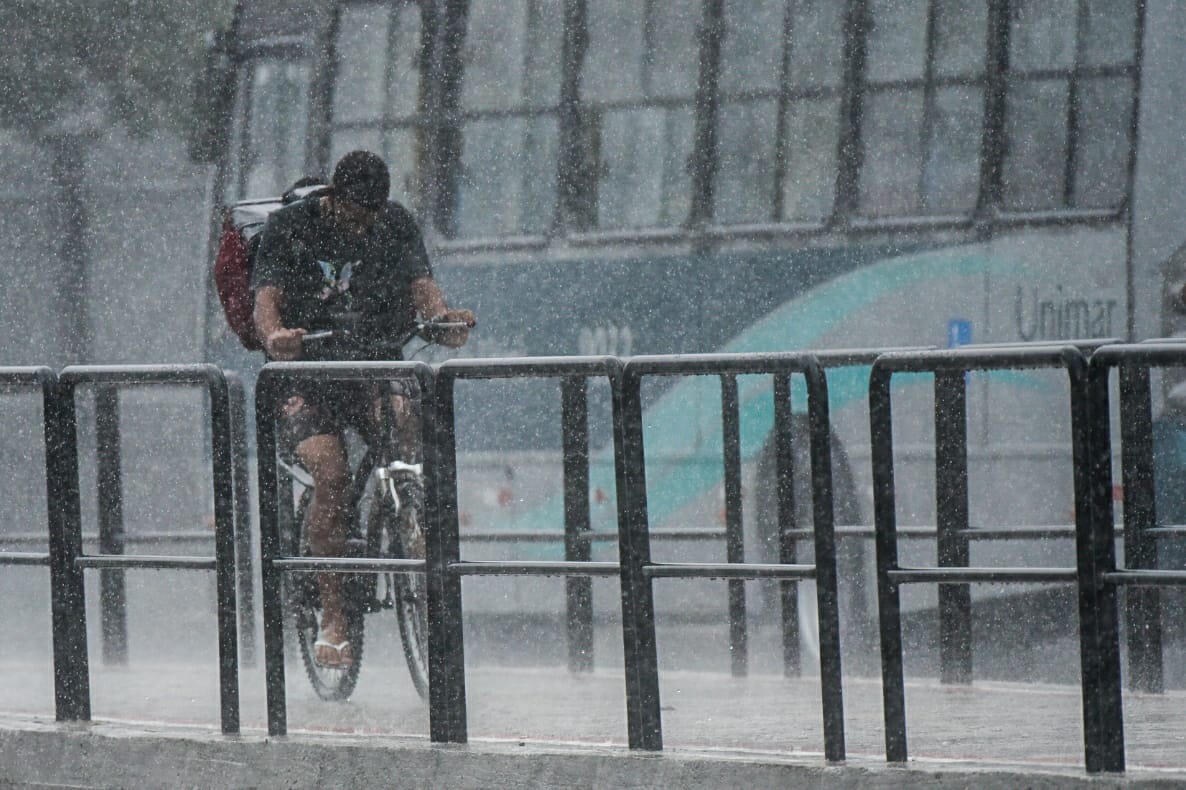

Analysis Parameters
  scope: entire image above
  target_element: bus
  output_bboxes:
[190,0,1185,673]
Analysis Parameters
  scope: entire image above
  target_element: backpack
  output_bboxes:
[213,182,327,350]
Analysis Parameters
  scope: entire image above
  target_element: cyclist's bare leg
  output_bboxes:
[371,393,420,461]
[295,432,354,668]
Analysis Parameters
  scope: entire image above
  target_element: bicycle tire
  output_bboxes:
[368,485,430,701]
[290,487,366,702]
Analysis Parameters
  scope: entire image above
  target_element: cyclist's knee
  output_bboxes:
[296,434,351,495]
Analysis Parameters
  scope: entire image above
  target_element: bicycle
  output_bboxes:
[276,318,468,702]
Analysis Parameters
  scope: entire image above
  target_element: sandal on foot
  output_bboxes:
[314,638,353,669]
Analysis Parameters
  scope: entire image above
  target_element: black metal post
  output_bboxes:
[95,385,128,665]
[1081,353,1126,773]
[43,373,91,721]
[562,376,594,673]
[870,364,907,763]
[617,365,663,751]
[254,374,287,737]
[773,374,800,677]
[1118,365,1161,693]
[228,375,257,666]
[934,371,972,685]
[208,371,241,735]
[720,375,748,677]
[804,361,846,763]
[431,372,468,744]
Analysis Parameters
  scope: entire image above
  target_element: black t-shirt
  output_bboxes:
[251,196,433,357]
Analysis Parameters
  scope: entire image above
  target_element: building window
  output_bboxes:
[577,0,699,230]
[715,0,845,225]
[238,60,310,199]
[857,0,986,218]
[1000,0,1138,212]
[329,1,425,209]
[454,0,562,238]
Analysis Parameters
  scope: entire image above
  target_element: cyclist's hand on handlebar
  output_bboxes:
[265,327,307,360]
[430,308,476,348]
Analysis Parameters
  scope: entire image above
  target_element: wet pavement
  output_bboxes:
[4,653,1186,776]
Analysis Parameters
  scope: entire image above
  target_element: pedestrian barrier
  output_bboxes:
[868,344,1120,773]
[51,364,240,734]
[0,367,78,720]
[1081,341,1186,773]
[254,360,437,737]
[9,341,1186,775]
[252,353,848,759]
[617,352,845,759]
[429,356,624,744]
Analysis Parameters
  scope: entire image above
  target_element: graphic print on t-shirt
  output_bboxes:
[317,259,360,304]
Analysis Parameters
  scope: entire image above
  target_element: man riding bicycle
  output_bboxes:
[252,150,475,669]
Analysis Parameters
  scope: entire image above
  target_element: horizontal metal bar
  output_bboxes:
[458,528,726,543]
[874,346,1079,373]
[783,526,1082,540]
[448,560,621,577]
[260,360,431,383]
[625,352,817,376]
[1105,570,1186,586]
[888,567,1078,584]
[1092,342,1186,368]
[273,557,426,573]
[439,356,620,380]
[813,347,935,367]
[60,364,223,387]
[75,555,217,571]
[588,528,726,542]
[0,552,49,567]
[0,532,218,546]
[643,562,817,580]
[0,366,54,389]
[459,531,570,543]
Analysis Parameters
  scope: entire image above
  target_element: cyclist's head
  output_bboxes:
[331,150,390,210]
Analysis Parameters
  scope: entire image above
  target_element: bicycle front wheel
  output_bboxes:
[291,488,366,702]
[370,488,430,701]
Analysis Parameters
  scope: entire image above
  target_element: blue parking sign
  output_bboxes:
[948,318,972,348]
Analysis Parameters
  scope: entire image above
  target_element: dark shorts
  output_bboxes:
[276,378,420,456]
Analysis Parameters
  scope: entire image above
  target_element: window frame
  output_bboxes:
[316,0,1146,248]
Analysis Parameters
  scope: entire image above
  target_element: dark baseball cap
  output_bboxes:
[331,150,390,210]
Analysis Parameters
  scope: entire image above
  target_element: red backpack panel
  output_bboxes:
[214,214,261,350]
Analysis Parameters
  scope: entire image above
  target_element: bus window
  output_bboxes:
[858,0,985,218]
[241,60,311,199]
[580,0,698,230]
[1001,0,1138,212]
[330,1,424,208]
[455,0,562,238]
[716,0,843,225]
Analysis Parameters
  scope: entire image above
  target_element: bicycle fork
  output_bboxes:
[375,460,424,517]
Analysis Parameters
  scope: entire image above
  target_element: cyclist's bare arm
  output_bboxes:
[255,285,306,359]
[410,276,475,348]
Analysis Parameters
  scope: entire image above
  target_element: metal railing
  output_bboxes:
[867,344,1120,772]
[1082,342,1186,773]
[618,352,845,759]
[52,364,240,734]
[10,339,1186,774]
[254,360,437,737]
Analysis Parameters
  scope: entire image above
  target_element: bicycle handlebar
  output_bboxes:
[302,318,472,350]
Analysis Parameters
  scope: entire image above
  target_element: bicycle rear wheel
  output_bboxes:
[290,488,366,702]
[369,483,430,701]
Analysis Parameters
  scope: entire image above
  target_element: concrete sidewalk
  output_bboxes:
[0,711,1182,789]
[2,660,1186,787]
